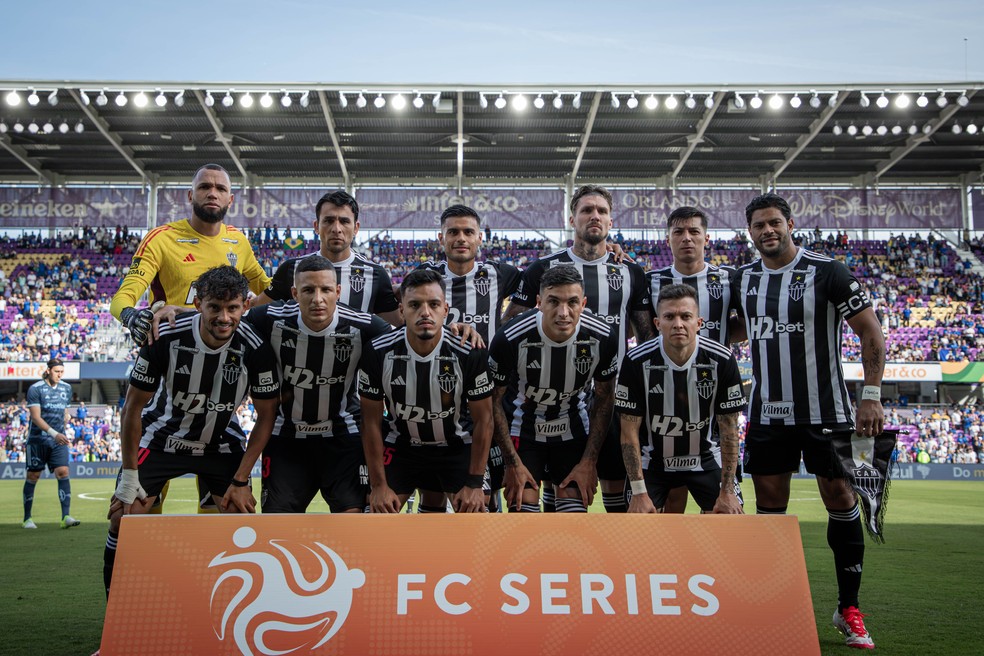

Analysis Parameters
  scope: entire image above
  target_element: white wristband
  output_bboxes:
[114,468,147,504]
[47,427,59,438]
[861,385,881,402]
[630,479,647,495]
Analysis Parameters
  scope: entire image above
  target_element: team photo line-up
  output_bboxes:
[36,164,884,650]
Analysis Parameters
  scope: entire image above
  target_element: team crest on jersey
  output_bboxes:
[473,269,491,296]
[226,250,238,268]
[574,345,594,375]
[222,353,242,385]
[437,361,457,394]
[706,274,723,300]
[333,337,353,362]
[606,266,623,291]
[788,272,808,302]
[695,369,715,400]
[350,267,366,293]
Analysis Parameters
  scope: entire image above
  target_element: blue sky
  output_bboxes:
[3,1,982,84]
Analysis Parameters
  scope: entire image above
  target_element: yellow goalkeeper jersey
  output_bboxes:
[110,219,271,320]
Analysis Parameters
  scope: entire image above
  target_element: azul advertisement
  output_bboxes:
[101,514,820,655]
[611,188,963,230]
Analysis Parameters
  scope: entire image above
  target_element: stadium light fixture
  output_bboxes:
[861,124,873,136]
[174,90,185,107]
[916,93,929,107]
[133,91,149,108]
[936,92,947,108]
[749,93,762,109]
[809,92,821,109]
[894,93,910,109]
[645,94,658,110]
[891,124,903,136]
[413,93,424,109]
[47,90,58,106]
[13,121,24,133]
[0,121,6,133]
[479,93,488,109]
[281,90,292,107]
[155,90,167,107]
[664,94,679,110]
[42,120,54,134]
[684,93,696,109]
[828,92,838,108]
[789,94,801,109]
[704,94,714,109]
[832,123,843,135]
[96,90,108,106]
[299,91,310,108]
[75,121,84,133]
[967,123,978,135]
[922,122,934,134]
[356,93,367,109]
[572,93,581,109]
[221,92,234,107]
[495,93,507,109]
[58,121,69,134]
[534,94,545,109]
[28,121,39,134]
[432,92,441,109]
[768,93,783,110]
[374,93,386,108]
[908,123,918,135]
[952,123,962,134]
[512,93,529,111]
[259,92,274,108]
[5,90,21,106]
[115,91,128,107]
[847,123,858,136]
[876,124,888,136]
[957,92,970,107]
[28,89,40,106]
[610,93,620,109]
[240,92,254,108]
[553,93,563,109]
[79,90,90,106]
[204,91,215,107]
[391,93,407,110]
[627,93,639,109]
[733,93,745,109]
[876,93,889,109]
[859,92,870,108]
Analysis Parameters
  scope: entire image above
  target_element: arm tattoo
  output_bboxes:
[584,380,615,461]
[630,310,655,343]
[717,413,740,484]
[621,443,644,481]
[491,387,520,466]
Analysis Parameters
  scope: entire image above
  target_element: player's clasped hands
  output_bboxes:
[221,485,257,513]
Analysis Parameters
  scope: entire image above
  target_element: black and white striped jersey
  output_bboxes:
[731,248,872,426]
[510,248,650,360]
[128,312,280,455]
[615,336,745,472]
[245,302,391,440]
[647,263,736,345]
[358,329,493,447]
[488,309,620,443]
[265,251,399,314]
[416,259,521,344]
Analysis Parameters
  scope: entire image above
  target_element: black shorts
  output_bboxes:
[486,444,505,492]
[136,448,243,500]
[26,438,68,473]
[261,434,368,513]
[743,424,848,478]
[637,467,742,512]
[517,437,585,488]
[596,413,627,481]
[384,442,471,496]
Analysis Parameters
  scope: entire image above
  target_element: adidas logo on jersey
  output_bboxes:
[527,360,541,369]
[282,339,296,349]
[391,375,406,386]
[183,254,196,263]
[649,384,664,394]
[176,365,192,375]
[746,287,758,296]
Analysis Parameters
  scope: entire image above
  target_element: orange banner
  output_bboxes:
[101,515,819,656]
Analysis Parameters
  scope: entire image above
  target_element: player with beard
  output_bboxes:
[110,163,271,514]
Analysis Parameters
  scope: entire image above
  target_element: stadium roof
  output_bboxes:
[1,81,983,189]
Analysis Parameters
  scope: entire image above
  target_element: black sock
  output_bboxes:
[755,504,788,515]
[541,487,556,513]
[23,480,36,522]
[602,491,627,513]
[827,504,865,611]
[555,497,588,513]
[57,478,72,517]
[418,504,448,514]
[103,530,119,598]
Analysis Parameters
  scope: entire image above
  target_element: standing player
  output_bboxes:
[22,358,80,529]
[503,185,652,513]
[254,190,401,325]
[733,193,885,650]
[103,266,280,594]
[246,255,391,513]
[490,266,621,512]
[110,163,272,513]
[417,204,522,511]
[359,269,494,513]
[617,284,744,514]
[647,205,740,512]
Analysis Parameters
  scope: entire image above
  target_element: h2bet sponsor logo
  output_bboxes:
[747,317,805,340]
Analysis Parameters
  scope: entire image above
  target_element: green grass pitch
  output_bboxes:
[0,478,981,655]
